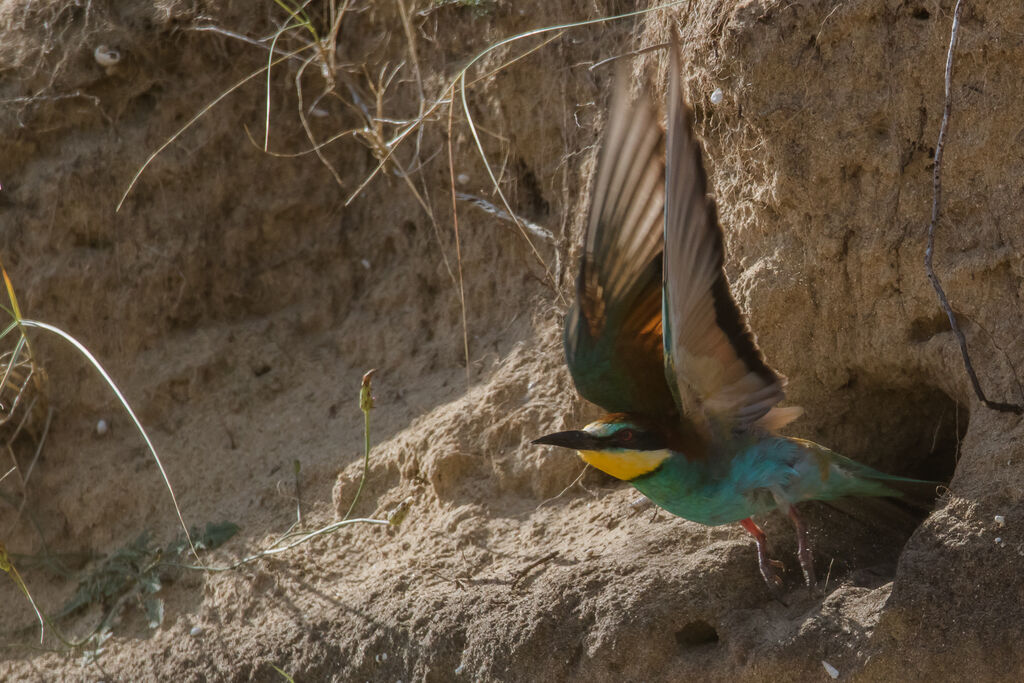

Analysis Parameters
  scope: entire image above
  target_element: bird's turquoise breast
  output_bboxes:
[630,458,763,526]
[628,438,801,526]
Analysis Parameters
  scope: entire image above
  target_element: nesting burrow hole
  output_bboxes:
[777,372,965,587]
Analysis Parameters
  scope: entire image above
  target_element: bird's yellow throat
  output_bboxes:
[578,448,670,481]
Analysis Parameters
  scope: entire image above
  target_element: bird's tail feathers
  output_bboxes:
[820,490,934,536]
[794,439,940,505]
[836,455,940,502]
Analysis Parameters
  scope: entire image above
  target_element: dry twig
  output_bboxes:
[924,0,1022,415]
[510,550,559,587]
[447,101,471,388]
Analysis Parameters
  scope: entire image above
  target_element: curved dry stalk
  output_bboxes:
[344,1,688,302]
[455,192,553,242]
[263,21,291,151]
[447,101,471,387]
[116,44,315,212]
[0,359,34,430]
[586,41,670,71]
[181,517,391,572]
[295,53,347,188]
[464,31,564,89]
[458,78,558,288]
[344,0,688,209]
[13,405,53,524]
[16,320,201,564]
[243,122,359,157]
[0,542,45,643]
[191,24,308,62]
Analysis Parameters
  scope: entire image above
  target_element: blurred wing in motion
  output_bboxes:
[661,44,792,431]
[564,73,677,420]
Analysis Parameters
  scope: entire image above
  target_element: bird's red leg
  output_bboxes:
[786,506,816,588]
[740,517,784,591]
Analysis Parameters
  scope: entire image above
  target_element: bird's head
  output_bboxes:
[532,414,671,481]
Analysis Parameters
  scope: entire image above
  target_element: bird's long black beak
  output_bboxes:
[532,430,598,450]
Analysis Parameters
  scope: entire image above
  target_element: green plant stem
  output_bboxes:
[175,517,390,572]
[1,545,44,644]
[342,406,370,520]
[343,370,375,521]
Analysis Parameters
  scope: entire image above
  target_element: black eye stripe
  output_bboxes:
[605,428,667,451]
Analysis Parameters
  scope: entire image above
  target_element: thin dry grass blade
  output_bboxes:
[17,319,201,564]
[117,44,315,212]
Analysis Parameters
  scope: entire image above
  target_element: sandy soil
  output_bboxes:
[1,0,1023,680]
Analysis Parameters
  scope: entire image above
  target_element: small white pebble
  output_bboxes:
[995,515,1006,527]
[360,259,371,270]
[710,88,724,105]
[96,419,109,436]
[822,660,839,679]
[995,537,1002,544]
[189,625,203,637]
[93,45,121,67]
[454,664,465,675]
[457,173,470,185]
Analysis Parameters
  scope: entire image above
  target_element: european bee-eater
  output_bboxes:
[534,46,922,592]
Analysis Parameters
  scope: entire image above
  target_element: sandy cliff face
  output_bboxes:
[0,0,1021,680]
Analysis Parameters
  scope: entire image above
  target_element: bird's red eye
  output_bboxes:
[619,429,635,442]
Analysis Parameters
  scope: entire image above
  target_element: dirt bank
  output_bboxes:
[1,1,1022,680]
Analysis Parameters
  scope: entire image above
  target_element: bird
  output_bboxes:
[532,45,924,592]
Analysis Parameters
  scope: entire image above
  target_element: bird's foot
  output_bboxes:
[787,506,817,591]
[796,546,816,591]
[740,517,787,600]
[758,556,785,591]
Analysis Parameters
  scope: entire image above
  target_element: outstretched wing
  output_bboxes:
[661,45,791,429]
[564,74,678,419]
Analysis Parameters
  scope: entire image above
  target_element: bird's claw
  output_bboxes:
[799,561,818,592]
[741,518,788,599]
[758,557,785,589]
[758,557,789,605]
[788,506,817,590]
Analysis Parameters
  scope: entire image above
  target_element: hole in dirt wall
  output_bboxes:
[811,374,964,489]
[788,374,966,583]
